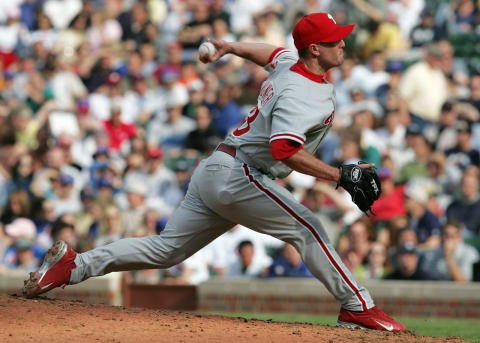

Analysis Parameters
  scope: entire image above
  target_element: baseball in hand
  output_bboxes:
[199,42,216,59]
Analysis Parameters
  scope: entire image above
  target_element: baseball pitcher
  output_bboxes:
[23,13,405,332]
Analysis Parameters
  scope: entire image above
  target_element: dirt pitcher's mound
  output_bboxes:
[0,294,466,343]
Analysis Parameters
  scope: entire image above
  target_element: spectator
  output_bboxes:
[404,181,442,249]
[370,167,407,221]
[147,90,194,151]
[9,238,39,272]
[354,242,388,281]
[410,8,438,48]
[267,243,313,278]
[339,218,372,272]
[2,217,45,269]
[211,86,243,137]
[398,43,448,130]
[184,105,222,154]
[50,54,88,111]
[396,134,431,183]
[424,101,459,152]
[469,74,480,112]
[144,146,182,215]
[50,218,77,249]
[227,240,271,278]
[121,179,147,237]
[446,167,480,236]
[51,174,81,217]
[94,205,123,247]
[103,103,137,151]
[177,1,212,51]
[385,243,429,280]
[1,189,31,224]
[445,117,480,173]
[419,221,479,281]
[375,110,406,154]
[121,2,152,49]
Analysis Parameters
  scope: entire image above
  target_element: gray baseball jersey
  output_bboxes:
[69,48,373,312]
[225,48,336,178]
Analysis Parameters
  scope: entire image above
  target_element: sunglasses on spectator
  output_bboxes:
[316,40,342,48]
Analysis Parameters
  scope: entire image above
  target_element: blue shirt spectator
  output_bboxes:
[267,244,313,278]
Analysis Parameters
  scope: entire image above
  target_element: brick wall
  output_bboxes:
[197,279,480,318]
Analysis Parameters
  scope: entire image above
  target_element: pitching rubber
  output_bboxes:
[336,320,368,330]
[22,240,68,298]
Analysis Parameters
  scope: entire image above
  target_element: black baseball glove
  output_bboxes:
[337,162,381,215]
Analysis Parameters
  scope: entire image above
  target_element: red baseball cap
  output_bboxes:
[292,13,354,50]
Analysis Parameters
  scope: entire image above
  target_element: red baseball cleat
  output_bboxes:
[337,306,407,332]
[23,240,77,298]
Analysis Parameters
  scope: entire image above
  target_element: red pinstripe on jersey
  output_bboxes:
[242,164,368,311]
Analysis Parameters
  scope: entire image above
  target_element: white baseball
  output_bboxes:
[199,42,216,58]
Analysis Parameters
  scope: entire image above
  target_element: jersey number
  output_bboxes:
[233,106,259,136]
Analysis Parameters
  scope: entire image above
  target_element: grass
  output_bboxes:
[203,311,480,343]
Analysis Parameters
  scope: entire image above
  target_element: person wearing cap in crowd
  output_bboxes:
[418,221,479,281]
[445,117,480,173]
[9,238,39,272]
[446,166,480,236]
[147,88,195,152]
[51,174,81,217]
[409,8,437,48]
[121,178,148,237]
[370,167,406,221]
[1,218,45,270]
[103,102,137,151]
[144,146,182,216]
[74,185,98,239]
[24,12,406,332]
[183,79,206,119]
[384,243,429,280]
[424,100,459,152]
[404,181,442,249]
[375,59,404,108]
[88,145,112,190]
[398,42,448,130]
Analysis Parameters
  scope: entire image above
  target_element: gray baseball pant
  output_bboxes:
[70,150,374,311]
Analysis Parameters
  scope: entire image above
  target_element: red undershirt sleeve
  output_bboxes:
[270,139,303,160]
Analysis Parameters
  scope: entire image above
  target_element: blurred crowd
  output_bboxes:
[1,0,480,285]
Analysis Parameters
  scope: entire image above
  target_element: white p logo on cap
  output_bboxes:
[327,13,336,24]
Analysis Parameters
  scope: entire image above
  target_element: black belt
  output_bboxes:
[216,143,236,158]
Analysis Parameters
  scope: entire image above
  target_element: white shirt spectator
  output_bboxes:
[43,0,82,30]
[388,0,425,39]
[27,28,58,51]
[220,225,282,267]
[52,191,82,217]
[0,20,28,53]
[50,70,88,110]
[350,64,390,97]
